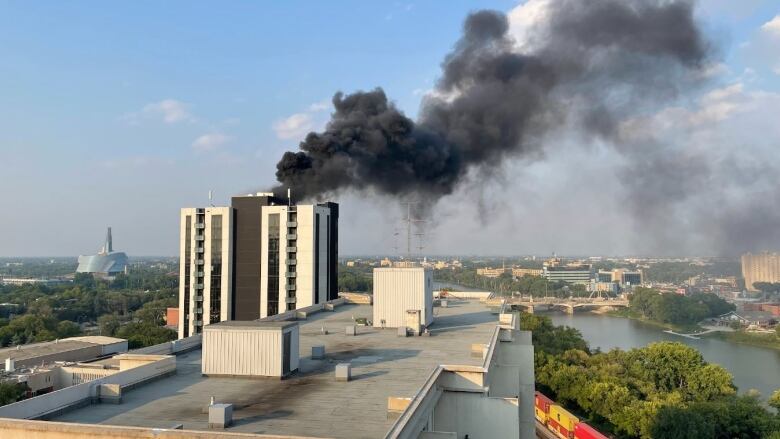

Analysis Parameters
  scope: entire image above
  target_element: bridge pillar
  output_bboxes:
[565,305,574,314]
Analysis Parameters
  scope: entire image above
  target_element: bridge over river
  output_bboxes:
[501,297,629,314]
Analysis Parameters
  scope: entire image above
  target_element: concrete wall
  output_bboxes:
[0,419,321,439]
[131,334,202,355]
[373,268,433,328]
[0,355,175,420]
[432,393,520,439]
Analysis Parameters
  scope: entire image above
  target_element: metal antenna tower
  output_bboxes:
[401,201,426,258]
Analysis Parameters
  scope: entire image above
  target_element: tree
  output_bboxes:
[134,298,175,325]
[55,320,81,338]
[98,314,121,337]
[115,322,176,349]
[769,389,780,411]
[0,382,24,406]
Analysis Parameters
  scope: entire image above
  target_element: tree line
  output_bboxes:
[629,287,735,326]
[0,268,177,348]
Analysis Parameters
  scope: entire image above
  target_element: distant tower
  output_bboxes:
[103,227,113,254]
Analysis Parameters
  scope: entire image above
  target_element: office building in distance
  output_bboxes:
[76,227,128,279]
[742,252,780,291]
[542,264,593,285]
[179,193,338,337]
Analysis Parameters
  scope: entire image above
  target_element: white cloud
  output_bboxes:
[307,101,330,112]
[273,101,331,140]
[760,14,780,38]
[273,113,314,140]
[123,99,194,125]
[192,133,231,152]
[143,99,193,124]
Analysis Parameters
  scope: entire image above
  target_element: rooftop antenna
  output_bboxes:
[401,201,426,259]
[208,190,214,207]
[287,188,292,207]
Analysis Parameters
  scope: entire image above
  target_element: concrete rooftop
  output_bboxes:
[51,301,499,438]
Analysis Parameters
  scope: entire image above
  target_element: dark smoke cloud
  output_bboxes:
[275,0,709,203]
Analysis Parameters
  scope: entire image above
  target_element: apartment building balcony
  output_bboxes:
[286,246,297,252]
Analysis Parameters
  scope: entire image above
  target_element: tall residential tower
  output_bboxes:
[178,194,338,337]
[178,207,234,338]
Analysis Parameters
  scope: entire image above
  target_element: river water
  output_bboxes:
[544,312,780,399]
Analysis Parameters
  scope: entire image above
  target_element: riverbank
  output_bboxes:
[604,309,780,351]
[605,308,701,333]
[710,330,780,351]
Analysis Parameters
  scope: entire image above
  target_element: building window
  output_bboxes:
[267,214,280,316]
[209,215,222,324]
[315,213,320,304]
[183,215,191,338]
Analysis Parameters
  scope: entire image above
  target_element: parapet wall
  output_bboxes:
[0,355,175,420]
[0,419,320,439]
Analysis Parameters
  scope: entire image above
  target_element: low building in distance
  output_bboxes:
[179,193,339,337]
[76,227,128,279]
[742,252,780,291]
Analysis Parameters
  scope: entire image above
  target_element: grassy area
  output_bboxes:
[605,308,702,333]
[709,330,780,351]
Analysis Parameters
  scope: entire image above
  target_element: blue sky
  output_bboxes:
[1,1,779,257]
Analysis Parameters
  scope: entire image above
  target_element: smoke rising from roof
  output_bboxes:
[275,1,708,201]
[273,0,780,256]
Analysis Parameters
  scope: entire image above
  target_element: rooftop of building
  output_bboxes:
[50,300,499,438]
[0,336,126,362]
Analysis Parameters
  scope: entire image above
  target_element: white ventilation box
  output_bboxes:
[373,268,433,330]
[202,321,299,378]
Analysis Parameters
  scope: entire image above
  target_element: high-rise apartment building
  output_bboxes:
[178,194,338,337]
[179,207,234,338]
[742,252,780,291]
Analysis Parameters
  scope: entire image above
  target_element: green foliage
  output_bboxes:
[643,260,740,284]
[0,382,25,405]
[518,313,589,355]
[525,314,777,438]
[629,287,734,325]
[0,262,177,347]
[98,314,121,337]
[753,282,780,294]
[769,389,780,411]
[134,298,176,325]
[115,322,176,349]
[651,395,780,439]
[338,266,372,292]
[435,267,588,298]
[0,314,82,346]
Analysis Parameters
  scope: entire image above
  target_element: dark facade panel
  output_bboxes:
[231,195,276,320]
[325,202,339,300]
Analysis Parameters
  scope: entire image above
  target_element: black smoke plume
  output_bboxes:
[274,0,709,204]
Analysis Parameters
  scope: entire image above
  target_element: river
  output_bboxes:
[543,312,780,399]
